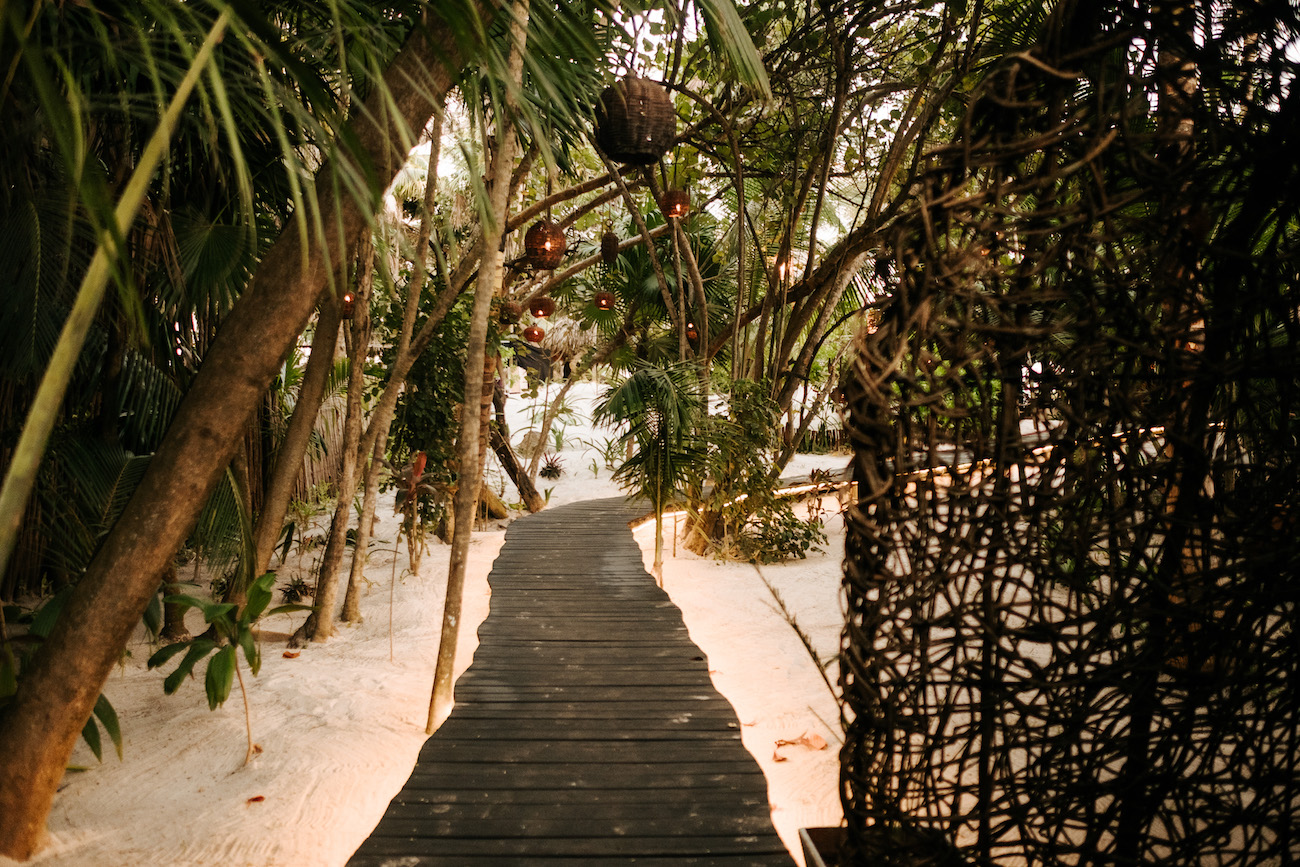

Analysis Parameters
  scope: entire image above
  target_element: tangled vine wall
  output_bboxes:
[839,4,1299,864]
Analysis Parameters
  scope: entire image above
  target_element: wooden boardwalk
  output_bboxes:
[348,497,793,866]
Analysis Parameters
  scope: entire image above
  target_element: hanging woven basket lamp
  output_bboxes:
[341,290,356,320]
[522,324,545,344]
[594,291,616,311]
[528,295,557,319]
[593,75,676,166]
[525,219,567,270]
[662,189,690,218]
[685,321,699,342]
[600,230,621,265]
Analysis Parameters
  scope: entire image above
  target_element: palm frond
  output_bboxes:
[37,438,152,580]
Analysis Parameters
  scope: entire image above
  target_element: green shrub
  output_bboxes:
[737,503,827,564]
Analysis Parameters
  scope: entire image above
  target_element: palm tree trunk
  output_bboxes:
[0,12,486,851]
[294,235,373,644]
[252,300,344,577]
[490,382,544,512]
[341,429,386,623]
[475,354,500,518]
[342,122,448,622]
[159,563,189,643]
[428,0,529,732]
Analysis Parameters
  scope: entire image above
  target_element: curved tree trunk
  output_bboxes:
[251,300,344,577]
[427,0,529,732]
[293,235,373,645]
[342,112,445,623]
[490,380,544,512]
[0,11,485,852]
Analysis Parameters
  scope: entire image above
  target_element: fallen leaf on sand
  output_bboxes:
[247,796,265,804]
[772,749,788,762]
[775,731,829,752]
[283,651,300,659]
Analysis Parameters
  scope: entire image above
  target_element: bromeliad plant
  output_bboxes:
[147,572,310,765]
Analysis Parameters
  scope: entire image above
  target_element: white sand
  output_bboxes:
[8,380,846,866]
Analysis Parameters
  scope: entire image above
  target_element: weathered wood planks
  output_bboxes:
[347,497,793,866]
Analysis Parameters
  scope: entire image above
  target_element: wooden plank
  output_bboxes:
[352,834,788,858]
[398,762,770,789]
[419,739,755,764]
[364,814,781,838]
[442,701,743,720]
[350,856,792,867]
[377,801,769,823]
[388,788,771,807]
[429,725,743,743]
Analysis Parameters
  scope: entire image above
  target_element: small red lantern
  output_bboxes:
[662,189,690,219]
[524,220,567,270]
[528,295,556,319]
[523,325,545,344]
[594,291,616,311]
[685,321,699,341]
[341,290,356,320]
[600,230,620,264]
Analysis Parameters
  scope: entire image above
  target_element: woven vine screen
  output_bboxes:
[839,4,1298,865]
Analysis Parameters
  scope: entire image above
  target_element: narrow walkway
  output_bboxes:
[348,497,793,866]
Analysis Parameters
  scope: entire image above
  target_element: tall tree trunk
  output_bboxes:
[341,112,446,623]
[341,427,388,623]
[293,235,373,645]
[490,380,544,512]
[0,10,485,855]
[251,299,344,577]
[427,0,528,732]
[474,354,500,519]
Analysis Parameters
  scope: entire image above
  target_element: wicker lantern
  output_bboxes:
[593,76,675,165]
[685,321,699,342]
[600,230,621,264]
[662,189,690,218]
[594,291,616,311]
[525,220,567,270]
[522,325,545,344]
[528,295,556,319]
[341,290,356,320]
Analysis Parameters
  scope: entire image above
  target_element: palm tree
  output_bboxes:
[0,1,493,855]
[595,360,705,583]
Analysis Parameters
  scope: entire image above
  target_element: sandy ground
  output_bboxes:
[5,379,847,866]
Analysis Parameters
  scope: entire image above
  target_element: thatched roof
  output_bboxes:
[531,313,598,357]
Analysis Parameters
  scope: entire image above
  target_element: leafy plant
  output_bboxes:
[390,451,444,570]
[686,378,787,556]
[596,360,706,582]
[147,572,310,765]
[1,591,123,763]
[736,502,827,564]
